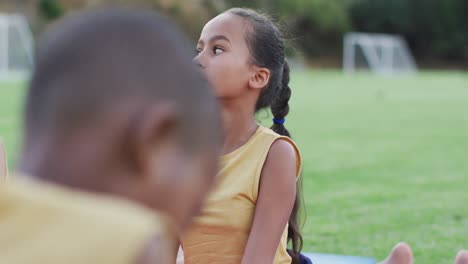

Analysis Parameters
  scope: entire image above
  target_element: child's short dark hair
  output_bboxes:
[26,8,220,151]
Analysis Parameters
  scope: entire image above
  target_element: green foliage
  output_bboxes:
[279,0,352,57]
[201,0,353,58]
[350,0,468,65]
[38,0,64,20]
[194,0,467,65]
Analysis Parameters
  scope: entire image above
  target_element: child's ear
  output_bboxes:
[124,103,179,179]
[248,67,270,90]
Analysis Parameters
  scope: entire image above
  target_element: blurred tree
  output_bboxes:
[27,0,467,67]
[39,0,64,20]
[351,0,468,66]
[202,0,355,60]
[278,0,353,58]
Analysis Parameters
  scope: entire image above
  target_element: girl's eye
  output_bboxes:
[195,48,202,54]
[213,46,224,55]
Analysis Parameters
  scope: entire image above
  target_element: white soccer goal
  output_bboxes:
[343,32,417,75]
[0,13,34,80]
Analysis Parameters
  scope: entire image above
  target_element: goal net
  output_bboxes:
[343,32,417,75]
[0,13,34,81]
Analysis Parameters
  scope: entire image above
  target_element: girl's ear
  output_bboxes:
[248,67,270,90]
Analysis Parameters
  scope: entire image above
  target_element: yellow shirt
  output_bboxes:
[182,125,302,264]
[0,176,169,264]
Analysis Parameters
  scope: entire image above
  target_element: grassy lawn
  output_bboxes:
[0,80,25,168]
[1,70,467,263]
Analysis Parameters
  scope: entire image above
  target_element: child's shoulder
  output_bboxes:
[257,125,279,137]
[257,125,302,176]
[257,125,299,149]
[6,176,165,236]
[2,176,171,263]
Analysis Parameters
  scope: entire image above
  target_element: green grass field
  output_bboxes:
[1,70,467,263]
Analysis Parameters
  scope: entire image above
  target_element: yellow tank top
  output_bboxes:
[181,125,302,264]
[0,176,170,264]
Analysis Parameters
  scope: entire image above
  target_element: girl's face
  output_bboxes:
[195,13,253,99]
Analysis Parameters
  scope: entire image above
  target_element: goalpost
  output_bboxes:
[0,13,34,81]
[343,32,417,75]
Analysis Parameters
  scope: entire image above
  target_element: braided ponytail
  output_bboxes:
[271,61,291,137]
[271,60,303,264]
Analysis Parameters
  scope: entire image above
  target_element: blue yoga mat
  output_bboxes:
[304,252,376,264]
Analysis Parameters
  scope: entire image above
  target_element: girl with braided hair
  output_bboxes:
[183,8,304,264]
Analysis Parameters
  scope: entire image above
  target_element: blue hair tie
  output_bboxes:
[273,118,285,125]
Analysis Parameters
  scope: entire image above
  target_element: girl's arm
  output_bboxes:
[241,139,297,264]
